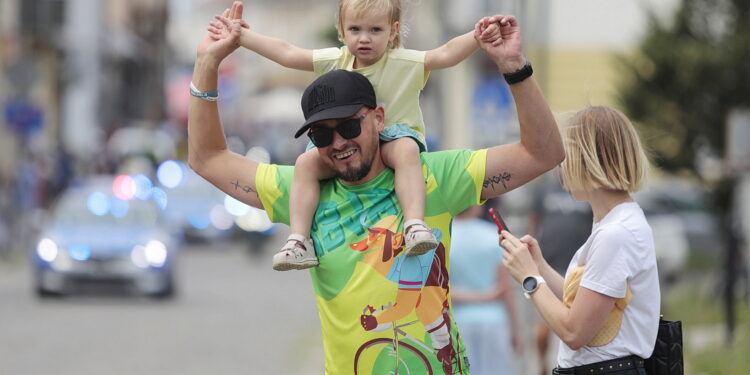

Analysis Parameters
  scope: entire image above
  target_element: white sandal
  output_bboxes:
[272,234,319,271]
[403,219,438,256]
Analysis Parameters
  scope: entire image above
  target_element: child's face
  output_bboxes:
[341,7,398,69]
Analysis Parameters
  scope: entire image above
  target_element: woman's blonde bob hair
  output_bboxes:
[337,0,403,49]
[560,106,649,192]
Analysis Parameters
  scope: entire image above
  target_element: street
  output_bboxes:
[0,232,325,375]
[0,228,554,375]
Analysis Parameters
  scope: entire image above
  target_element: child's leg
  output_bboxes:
[272,149,335,271]
[290,149,334,237]
[380,138,438,256]
[381,138,425,221]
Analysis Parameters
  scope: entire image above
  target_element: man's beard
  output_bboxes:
[336,159,373,182]
[326,128,379,182]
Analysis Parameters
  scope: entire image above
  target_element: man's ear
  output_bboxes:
[374,106,386,132]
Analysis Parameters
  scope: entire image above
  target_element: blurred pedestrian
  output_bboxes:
[450,204,522,375]
[499,106,660,374]
[528,170,592,374]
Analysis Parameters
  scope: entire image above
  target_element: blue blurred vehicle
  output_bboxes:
[31,175,181,298]
[160,167,233,242]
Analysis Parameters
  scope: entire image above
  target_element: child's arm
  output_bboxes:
[424,31,478,71]
[424,20,500,71]
[239,28,314,71]
[209,12,313,71]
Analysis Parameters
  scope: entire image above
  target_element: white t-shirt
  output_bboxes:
[557,202,660,368]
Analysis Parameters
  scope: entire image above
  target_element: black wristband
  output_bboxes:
[503,61,533,85]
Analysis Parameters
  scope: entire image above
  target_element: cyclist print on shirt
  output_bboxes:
[351,215,463,374]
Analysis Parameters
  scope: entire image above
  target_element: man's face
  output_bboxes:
[310,107,384,184]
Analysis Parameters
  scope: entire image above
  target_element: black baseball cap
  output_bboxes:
[294,69,376,138]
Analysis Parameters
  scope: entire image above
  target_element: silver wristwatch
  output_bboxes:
[522,275,546,299]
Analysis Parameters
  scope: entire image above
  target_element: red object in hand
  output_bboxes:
[488,208,510,233]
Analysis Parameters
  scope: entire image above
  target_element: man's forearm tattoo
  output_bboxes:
[231,179,256,195]
[483,172,512,192]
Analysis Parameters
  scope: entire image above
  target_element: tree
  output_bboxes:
[619,0,750,175]
[618,0,750,344]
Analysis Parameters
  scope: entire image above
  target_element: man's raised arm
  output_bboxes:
[475,15,565,200]
[188,1,264,209]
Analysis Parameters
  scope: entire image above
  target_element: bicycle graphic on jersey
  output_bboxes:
[354,303,466,375]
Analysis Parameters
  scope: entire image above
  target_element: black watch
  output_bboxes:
[522,275,545,299]
[503,61,533,85]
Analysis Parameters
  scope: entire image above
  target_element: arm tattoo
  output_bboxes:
[231,179,256,195]
[483,172,512,192]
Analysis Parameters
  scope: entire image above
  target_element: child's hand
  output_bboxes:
[478,19,501,44]
[197,1,245,61]
[207,3,249,42]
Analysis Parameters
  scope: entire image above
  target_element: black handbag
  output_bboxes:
[644,318,683,375]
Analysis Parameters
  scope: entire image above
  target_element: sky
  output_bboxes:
[543,0,681,50]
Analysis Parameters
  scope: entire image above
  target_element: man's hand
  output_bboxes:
[196,1,245,65]
[474,15,525,73]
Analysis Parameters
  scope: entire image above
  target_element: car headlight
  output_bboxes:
[144,240,167,267]
[68,245,92,262]
[131,240,167,268]
[37,238,58,262]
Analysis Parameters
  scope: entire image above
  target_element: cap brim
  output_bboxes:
[294,104,364,138]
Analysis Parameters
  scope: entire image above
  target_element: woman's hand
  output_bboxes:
[519,234,544,266]
[499,230,540,283]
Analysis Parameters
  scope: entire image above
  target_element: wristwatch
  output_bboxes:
[522,275,546,299]
[503,61,533,85]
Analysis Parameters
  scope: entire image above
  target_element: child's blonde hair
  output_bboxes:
[560,106,649,192]
[337,0,403,49]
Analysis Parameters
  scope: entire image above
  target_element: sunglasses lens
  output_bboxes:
[337,118,362,139]
[309,129,333,148]
[308,116,363,147]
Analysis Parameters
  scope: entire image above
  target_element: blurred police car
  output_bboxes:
[156,152,277,246]
[32,175,180,298]
[159,162,233,242]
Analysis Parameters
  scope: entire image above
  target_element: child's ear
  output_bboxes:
[390,21,400,43]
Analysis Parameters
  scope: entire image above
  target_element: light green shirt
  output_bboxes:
[313,47,430,142]
[256,149,488,374]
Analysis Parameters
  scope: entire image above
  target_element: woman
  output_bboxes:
[499,106,660,374]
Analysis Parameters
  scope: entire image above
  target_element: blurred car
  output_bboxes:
[635,179,721,282]
[160,164,234,242]
[31,175,181,298]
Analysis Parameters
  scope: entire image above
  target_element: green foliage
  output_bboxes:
[617,0,750,178]
[665,275,750,373]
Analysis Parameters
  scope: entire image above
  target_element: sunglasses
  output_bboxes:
[308,108,373,148]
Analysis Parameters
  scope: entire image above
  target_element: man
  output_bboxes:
[188,3,563,374]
